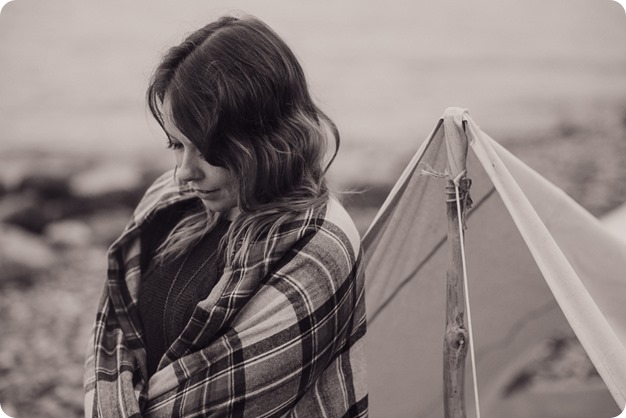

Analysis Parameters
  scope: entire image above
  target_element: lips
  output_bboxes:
[193,188,219,197]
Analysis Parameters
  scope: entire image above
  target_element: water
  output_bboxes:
[1,0,625,184]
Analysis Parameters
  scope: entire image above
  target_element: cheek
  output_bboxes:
[221,174,238,201]
[174,150,184,166]
[203,165,237,195]
[213,168,235,188]
[224,176,238,200]
[226,173,238,189]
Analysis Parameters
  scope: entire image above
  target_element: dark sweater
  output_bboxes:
[138,204,230,378]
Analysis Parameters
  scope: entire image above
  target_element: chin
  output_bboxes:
[200,198,237,216]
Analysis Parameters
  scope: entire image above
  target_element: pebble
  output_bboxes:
[0,193,49,234]
[0,223,56,287]
[0,155,83,194]
[69,162,144,198]
[44,219,93,247]
[85,208,132,246]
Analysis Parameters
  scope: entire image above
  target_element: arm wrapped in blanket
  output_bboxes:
[84,177,368,418]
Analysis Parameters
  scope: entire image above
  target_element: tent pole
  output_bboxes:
[443,178,469,418]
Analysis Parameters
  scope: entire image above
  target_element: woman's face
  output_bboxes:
[162,96,240,219]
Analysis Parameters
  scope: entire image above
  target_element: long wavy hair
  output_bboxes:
[146,15,340,266]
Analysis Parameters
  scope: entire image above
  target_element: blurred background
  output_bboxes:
[0,0,625,416]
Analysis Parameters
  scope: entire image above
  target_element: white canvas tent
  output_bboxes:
[362,108,626,417]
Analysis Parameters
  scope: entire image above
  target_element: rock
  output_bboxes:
[0,223,57,287]
[41,196,95,220]
[67,162,150,214]
[0,192,104,233]
[0,193,35,220]
[85,209,132,247]
[69,162,144,199]
[0,193,50,233]
[44,219,93,247]
[0,159,33,192]
[19,174,71,199]
[0,154,83,195]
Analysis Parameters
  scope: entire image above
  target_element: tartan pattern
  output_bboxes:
[84,170,368,417]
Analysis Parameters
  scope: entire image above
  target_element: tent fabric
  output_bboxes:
[362,108,626,417]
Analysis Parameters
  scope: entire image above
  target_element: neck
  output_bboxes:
[224,206,241,221]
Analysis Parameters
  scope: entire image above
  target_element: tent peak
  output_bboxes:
[442,108,470,184]
[442,107,470,120]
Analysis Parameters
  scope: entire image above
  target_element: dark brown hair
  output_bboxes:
[147,15,339,263]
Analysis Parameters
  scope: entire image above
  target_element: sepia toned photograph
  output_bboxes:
[0,0,625,417]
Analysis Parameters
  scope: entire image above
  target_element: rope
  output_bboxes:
[455,184,482,418]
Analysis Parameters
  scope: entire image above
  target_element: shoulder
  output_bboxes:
[278,196,361,283]
[323,195,361,256]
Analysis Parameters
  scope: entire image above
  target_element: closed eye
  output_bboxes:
[166,139,183,150]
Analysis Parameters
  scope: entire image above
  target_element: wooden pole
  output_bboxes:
[443,179,469,418]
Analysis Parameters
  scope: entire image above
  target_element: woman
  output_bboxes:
[83,15,367,418]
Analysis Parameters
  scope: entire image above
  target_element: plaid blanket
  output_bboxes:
[84,170,368,417]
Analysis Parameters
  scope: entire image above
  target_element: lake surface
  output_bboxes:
[1,0,625,184]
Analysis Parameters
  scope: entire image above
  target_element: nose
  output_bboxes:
[176,151,203,184]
